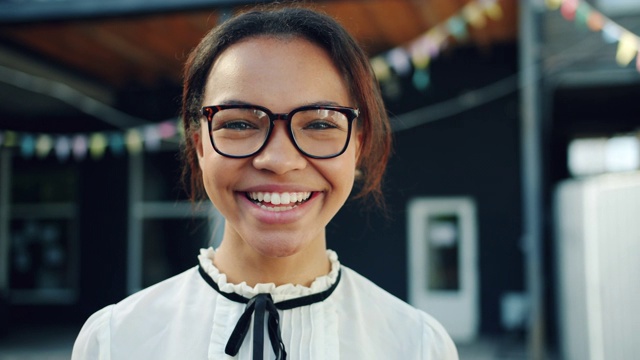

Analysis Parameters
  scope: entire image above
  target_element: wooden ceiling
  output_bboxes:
[0,0,517,131]
[0,0,517,88]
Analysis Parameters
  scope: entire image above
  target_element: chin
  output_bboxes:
[252,237,307,258]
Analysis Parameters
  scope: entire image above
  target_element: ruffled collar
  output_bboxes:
[197,247,341,303]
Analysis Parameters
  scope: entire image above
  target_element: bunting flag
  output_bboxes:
[547,0,640,69]
[371,0,504,98]
[0,119,180,162]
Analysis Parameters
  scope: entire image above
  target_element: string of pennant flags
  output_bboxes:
[1,0,639,161]
[370,0,504,95]
[0,119,182,161]
[545,0,640,70]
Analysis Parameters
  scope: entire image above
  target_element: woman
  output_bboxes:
[73,6,458,360]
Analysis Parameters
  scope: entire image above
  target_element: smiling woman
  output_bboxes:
[72,6,458,360]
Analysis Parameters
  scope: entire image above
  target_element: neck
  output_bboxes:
[213,233,331,288]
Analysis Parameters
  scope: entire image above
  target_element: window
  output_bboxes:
[1,150,79,304]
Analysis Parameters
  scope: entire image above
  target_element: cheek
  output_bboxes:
[199,161,218,202]
[351,127,363,167]
[199,156,227,198]
[199,155,248,202]
[200,163,236,218]
[320,151,357,194]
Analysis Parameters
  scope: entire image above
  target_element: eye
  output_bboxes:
[303,120,339,130]
[295,109,347,132]
[212,108,267,132]
[218,120,258,131]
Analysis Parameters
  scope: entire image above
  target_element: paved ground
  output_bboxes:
[457,335,530,359]
[0,324,536,360]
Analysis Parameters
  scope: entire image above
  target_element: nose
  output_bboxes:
[252,121,307,174]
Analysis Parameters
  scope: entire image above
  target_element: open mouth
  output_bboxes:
[246,191,313,211]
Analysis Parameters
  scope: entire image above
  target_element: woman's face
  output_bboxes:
[195,36,360,258]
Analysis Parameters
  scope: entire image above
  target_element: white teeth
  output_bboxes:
[260,204,294,212]
[247,191,311,207]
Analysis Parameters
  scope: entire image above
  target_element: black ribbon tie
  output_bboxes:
[225,293,286,360]
[198,265,341,360]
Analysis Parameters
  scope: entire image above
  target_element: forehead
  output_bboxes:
[203,36,352,110]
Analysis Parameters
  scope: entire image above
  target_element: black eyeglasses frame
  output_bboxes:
[200,104,359,159]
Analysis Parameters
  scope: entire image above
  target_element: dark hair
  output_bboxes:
[181,6,391,207]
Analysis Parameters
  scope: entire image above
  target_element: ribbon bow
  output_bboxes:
[225,293,286,360]
[198,265,341,360]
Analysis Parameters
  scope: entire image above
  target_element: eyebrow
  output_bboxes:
[303,101,343,107]
[216,99,345,108]
[216,99,254,106]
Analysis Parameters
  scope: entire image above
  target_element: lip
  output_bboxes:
[236,190,319,225]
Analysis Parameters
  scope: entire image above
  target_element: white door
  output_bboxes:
[407,197,478,342]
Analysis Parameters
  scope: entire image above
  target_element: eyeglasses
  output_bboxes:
[200,104,359,159]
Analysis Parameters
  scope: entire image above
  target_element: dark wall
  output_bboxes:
[76,154,129,319]
[328,43,523,334]
[7,152,128,326]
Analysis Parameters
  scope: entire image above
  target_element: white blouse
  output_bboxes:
[72,248,458,359]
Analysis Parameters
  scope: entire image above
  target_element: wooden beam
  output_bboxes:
[0,0,268,24]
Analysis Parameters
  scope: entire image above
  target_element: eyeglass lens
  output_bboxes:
[209,107,351,158]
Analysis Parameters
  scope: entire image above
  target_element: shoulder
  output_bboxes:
[110,266,203,319]
[337,266,419,321]
[106,266,214,338]
[72,266,212,359]
[336,266,459,359]
[72,305,113,359]
[418,310,460,359]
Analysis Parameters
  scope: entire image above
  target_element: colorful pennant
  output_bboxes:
[369,0,504,101]
[547,0,640,70]
[0,120,179,162]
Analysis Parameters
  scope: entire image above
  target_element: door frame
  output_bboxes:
[407,196,479,342]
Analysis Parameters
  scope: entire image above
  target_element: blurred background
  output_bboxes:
[0,0,639,359]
